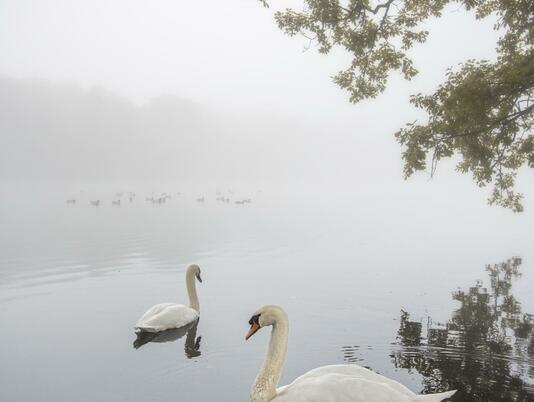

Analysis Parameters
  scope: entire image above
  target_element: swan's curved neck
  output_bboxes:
[252,312,289,402]
[185,270,199,311]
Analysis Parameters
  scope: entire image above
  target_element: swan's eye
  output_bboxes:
[248,313,261,325]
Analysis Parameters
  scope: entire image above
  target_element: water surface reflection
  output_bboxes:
[391,258,534,401]
[133,319,202,359]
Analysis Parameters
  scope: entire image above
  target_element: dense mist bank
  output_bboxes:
[3,75,533,212]
[0,76,379,191]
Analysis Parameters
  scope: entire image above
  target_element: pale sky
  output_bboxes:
[0,0,501,116]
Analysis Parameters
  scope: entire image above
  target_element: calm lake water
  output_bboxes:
[1,187,533,401]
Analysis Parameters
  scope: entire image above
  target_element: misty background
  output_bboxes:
[2,0,531,205]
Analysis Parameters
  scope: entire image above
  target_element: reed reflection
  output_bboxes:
[133,319,202,358]
[392,257,534,401]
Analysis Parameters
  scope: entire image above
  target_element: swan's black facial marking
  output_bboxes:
[196,272,202,283]
[246,313,262,340]
[248,313,261,326]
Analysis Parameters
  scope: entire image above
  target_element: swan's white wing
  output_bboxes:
[135,303,199,332]
[273,365,455,402]
[279,365,415,398]
[273,373,413,402]
[136,303,176,326]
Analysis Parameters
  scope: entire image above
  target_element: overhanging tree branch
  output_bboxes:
[263,0,534,211]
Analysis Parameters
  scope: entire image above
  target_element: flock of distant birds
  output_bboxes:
[65,191,253,207]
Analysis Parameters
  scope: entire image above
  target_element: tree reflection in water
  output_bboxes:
[392,257,534,401]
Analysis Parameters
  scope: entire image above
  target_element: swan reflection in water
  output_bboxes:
[133,318,202,358]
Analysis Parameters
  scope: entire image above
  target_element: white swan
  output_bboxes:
[135,264,202,332]
[245,305,456,402]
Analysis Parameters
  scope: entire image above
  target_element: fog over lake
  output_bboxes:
[1,1,533,401]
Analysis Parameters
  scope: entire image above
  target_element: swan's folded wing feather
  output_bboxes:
[274,373,414,402]
[283,365,415,398]
[274,366,455,402]
[135,303,176,327]
[135,303,198,331]
[414,390,456,401]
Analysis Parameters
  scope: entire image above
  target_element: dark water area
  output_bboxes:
[0,188,533,401]
[392,258,534,401]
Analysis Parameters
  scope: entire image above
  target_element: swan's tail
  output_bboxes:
[414,390,456,402]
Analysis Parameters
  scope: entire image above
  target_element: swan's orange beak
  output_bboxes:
[246,323,260,340]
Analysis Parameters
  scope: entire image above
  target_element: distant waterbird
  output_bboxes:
[90,200,100,207]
